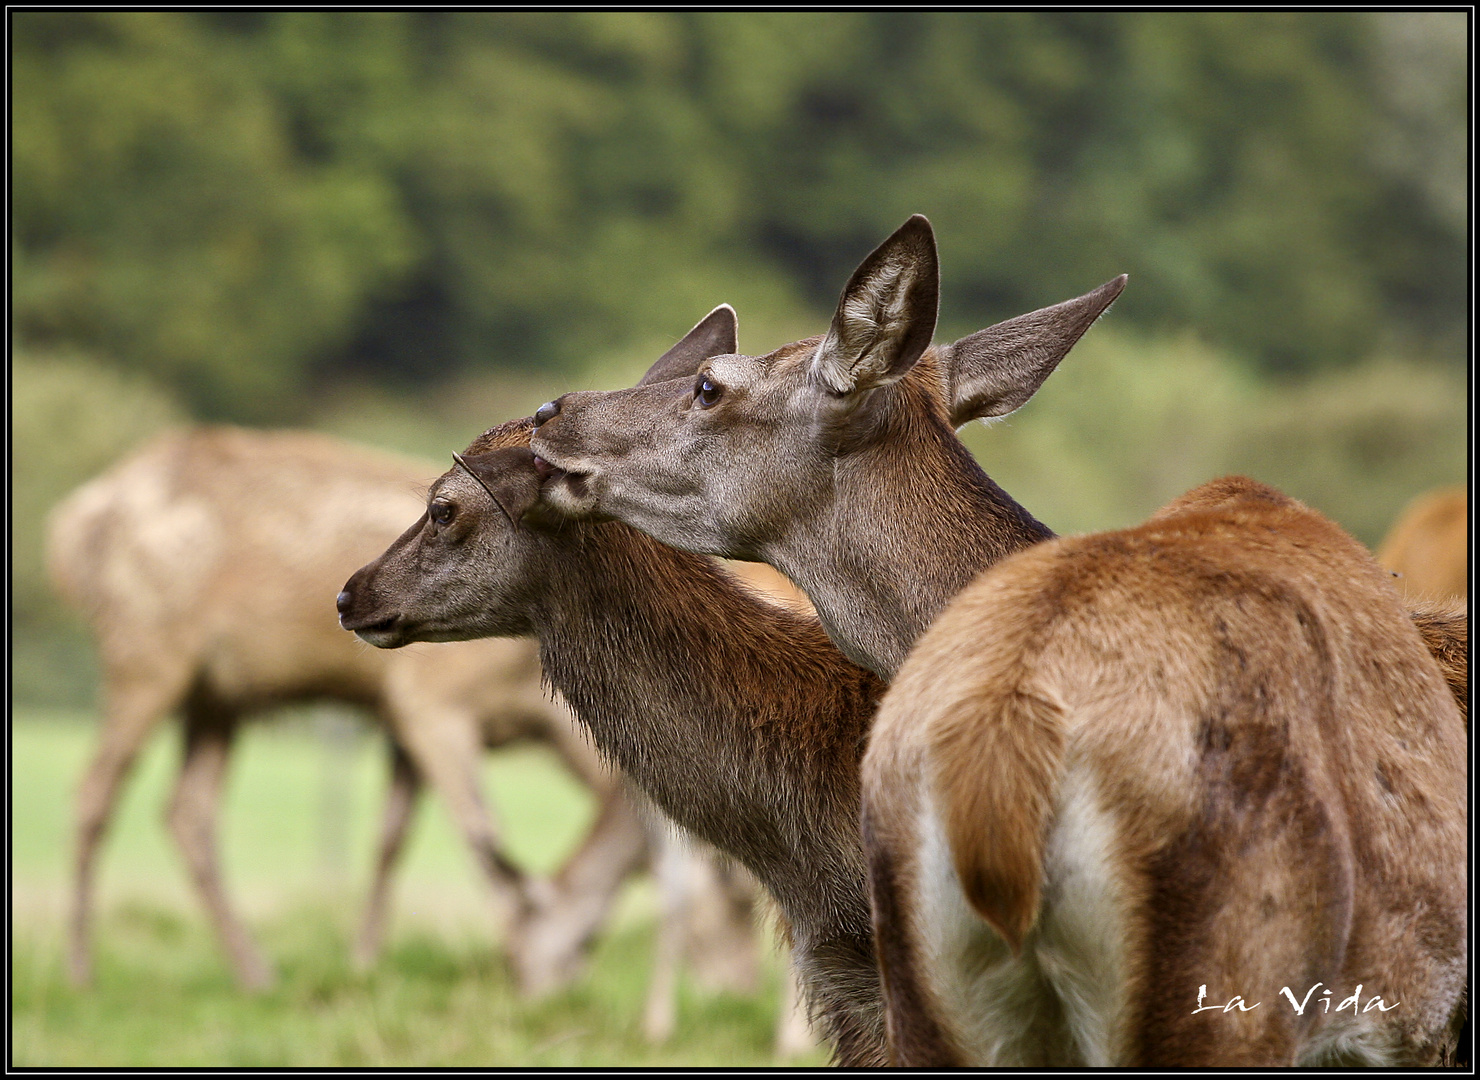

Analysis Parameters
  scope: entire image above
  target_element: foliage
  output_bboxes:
[961,327,1466,547]
[12,12,1466,419]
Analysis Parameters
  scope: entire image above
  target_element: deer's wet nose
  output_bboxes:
[336,589,353,616]
[535,399,560,426]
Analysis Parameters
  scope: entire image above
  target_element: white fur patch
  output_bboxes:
[913,768,1126,1065]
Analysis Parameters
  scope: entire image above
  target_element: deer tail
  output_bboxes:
[931,680,1068,955]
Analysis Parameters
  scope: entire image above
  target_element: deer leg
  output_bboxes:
[353,742,420,970]
[641,822,694,1043]
[686,851,761,995]
[509,788,651,998]
[394,712,528,931]
[774,950,820,1059]
[165,702,273,991]
[69,666,184,987]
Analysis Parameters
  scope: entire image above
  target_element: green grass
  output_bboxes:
[11,709,824,1067]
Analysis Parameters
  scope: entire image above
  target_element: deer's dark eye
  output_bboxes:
[429,501,456,527]
[696,375,723,408]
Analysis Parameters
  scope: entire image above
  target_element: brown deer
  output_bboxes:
[47,426,651,993]
[525,216,1467,1064]
[337,411,892,1065]
[1376,486,1468,604]
[863,475,1465,1065]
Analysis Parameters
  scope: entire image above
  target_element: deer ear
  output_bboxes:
[637,304,739,386]
[941,275,1126,426]
[452,448,542,526]
[811,214,939,396]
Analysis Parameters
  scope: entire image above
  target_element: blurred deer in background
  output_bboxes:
[1376,486,1467,604]
[45,426,762,1007]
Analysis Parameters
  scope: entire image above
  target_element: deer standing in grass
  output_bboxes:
[48,426,727,997]
[527,216,1467,1065]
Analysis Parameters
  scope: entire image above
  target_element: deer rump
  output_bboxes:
[863,481,1468,1067]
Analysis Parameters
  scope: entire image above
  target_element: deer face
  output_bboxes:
[533,216,942,563]
[337,443,546,648]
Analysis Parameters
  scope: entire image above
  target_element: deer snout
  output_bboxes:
[337,569,404,645]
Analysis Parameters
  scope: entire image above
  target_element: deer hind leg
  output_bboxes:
[353,742,420,969]
[70,662,188,987]
[774,948,819,1059]
[642,821,696,1042]
[165,696,273,990]
[510,789,649,999]
[394,711,529,932]
[685,851,761,996]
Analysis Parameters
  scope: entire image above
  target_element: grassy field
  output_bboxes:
[11,708,823,1067]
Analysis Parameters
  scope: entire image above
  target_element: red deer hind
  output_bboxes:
[527,216,1467,1065]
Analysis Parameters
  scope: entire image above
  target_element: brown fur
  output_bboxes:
[339,417,892,1066]
[1377,486,1468,603]
[46,426,655,994]
[868,477,1466,1065]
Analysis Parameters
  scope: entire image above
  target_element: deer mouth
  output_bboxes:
[532,454,592,501]
[342,611,406,649]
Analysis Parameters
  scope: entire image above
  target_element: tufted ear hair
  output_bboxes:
[811,214,939,396]
[452,447,542,526]
[637,304,739,386]
[941,275,1127,426]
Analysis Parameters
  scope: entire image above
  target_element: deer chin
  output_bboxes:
[534,457,599,517]
[342,612,408,649]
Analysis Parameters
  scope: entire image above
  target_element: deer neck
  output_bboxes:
[530,519,881,933]
[771,391,1054,681]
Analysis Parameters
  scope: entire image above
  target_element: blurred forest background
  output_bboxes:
[13,10,1469,704]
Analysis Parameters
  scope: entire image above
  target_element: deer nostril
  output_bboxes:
[535,400,560,426]
[336,589,353,615]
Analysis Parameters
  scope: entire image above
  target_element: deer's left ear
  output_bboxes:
[811,214,939,396]
[940,275,1126,426]
[637,305,739,386]
[453,448,542,526]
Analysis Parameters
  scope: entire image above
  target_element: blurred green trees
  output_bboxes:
[13,12,1466,418]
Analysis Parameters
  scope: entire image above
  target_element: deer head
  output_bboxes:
[530,214,1124,676]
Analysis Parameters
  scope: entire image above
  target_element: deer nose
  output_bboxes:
[535,399,561,426]
[336,589,353,616]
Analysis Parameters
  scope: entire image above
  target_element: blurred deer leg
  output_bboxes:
[354,742,420,969]
[69,665,184,987]
[509,789,650,998]
[642,823,694,1043]
[396,713,527,931]
[687,853,761,995]
[774,950,819,1059]
[165,700,273,990]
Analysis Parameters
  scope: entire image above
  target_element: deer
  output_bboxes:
[524,215,1468,1065]
[46,425,748,1004]
[336,353,894,1061]
[1376,486,1468,605]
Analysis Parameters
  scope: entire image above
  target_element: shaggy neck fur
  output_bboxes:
[776,365,1054,680]
[529,517,890,1066]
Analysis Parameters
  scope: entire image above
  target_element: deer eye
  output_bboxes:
[429,500,457,527]
[696,375,723,408]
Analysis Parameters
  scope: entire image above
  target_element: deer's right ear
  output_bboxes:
[941,275,1126,426]
[811,214,939,397]
[637,305,739,386]
[453,448,542,526]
